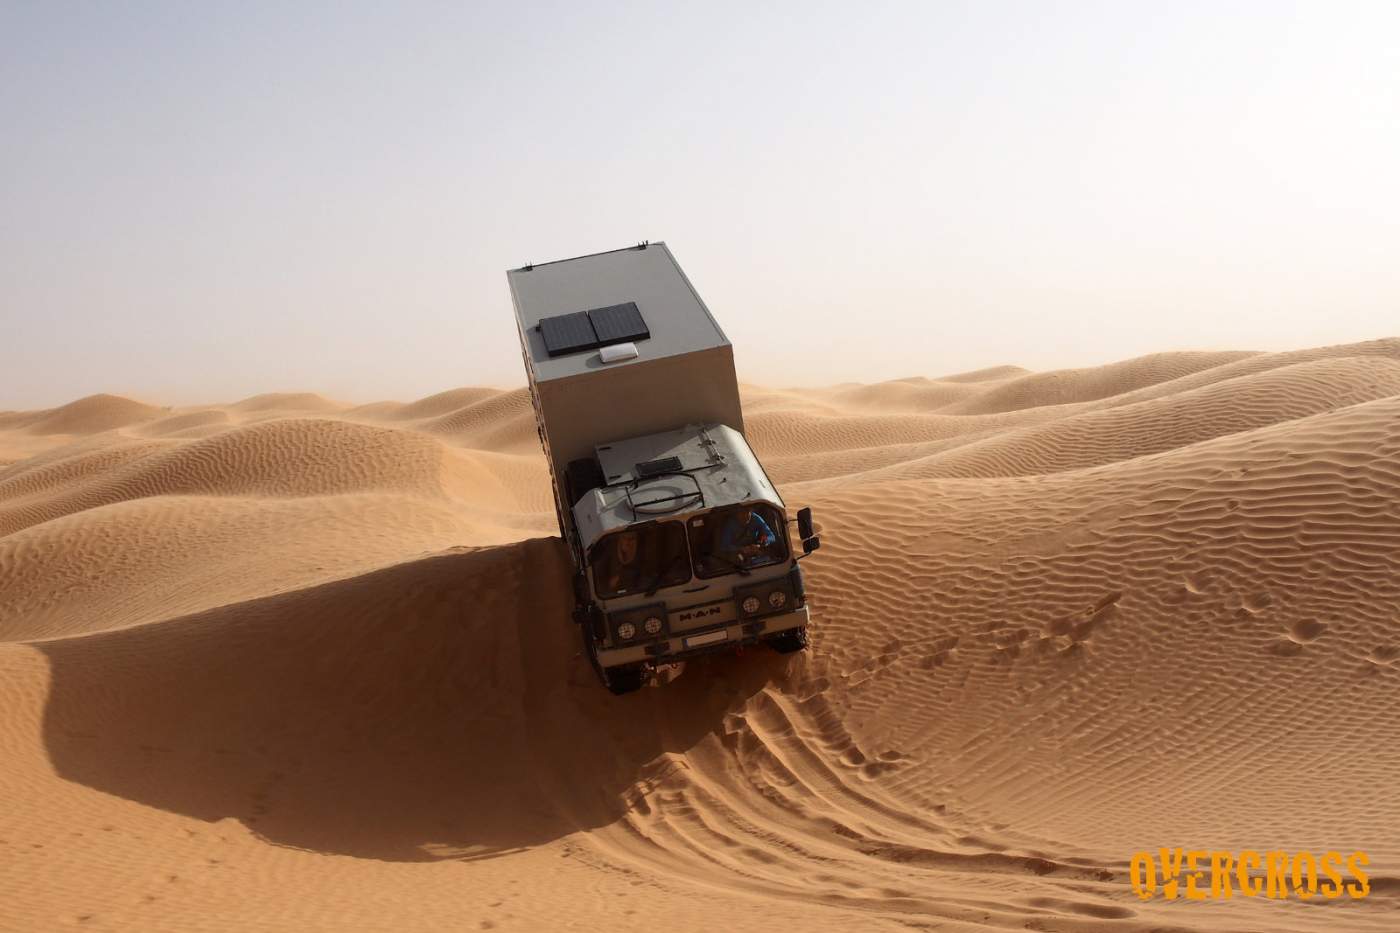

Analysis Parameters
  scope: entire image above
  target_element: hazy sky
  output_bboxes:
[3,1,1397,409]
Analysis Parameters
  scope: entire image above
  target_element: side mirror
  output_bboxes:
[802,535,820,555]
[796,507,814,541]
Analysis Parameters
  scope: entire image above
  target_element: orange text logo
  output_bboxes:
[1129,849,1369,900]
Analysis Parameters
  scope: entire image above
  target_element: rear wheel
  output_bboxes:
[767,626,809,654]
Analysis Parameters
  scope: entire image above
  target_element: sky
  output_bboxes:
[2,0,1397,409]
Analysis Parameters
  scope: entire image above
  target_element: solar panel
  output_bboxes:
[538,302,649,358]
[539,311,599,357]
[588,302,650,345]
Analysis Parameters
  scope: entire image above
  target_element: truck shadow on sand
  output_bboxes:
[38,537,786,862]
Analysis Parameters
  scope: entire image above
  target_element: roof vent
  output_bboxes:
[635,456,682,478]
[599,342,638,364]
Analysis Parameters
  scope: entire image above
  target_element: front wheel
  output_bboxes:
[767,626,809,654]
[604,666,646,695]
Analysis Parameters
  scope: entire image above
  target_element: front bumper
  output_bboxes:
[595,605,809,668]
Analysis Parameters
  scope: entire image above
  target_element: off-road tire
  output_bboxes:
[581,611,607,674]
[581,619,645,695]
[604,666,646,695]
[767,626,809,654]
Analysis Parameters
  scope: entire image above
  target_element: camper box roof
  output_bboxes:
[507,241,747,544]
[507,242,732,384]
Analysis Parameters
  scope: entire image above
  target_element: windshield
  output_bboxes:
[687,503,789,579]
[589,521,692,599]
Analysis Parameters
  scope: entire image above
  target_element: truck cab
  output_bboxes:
[507,242,820,694]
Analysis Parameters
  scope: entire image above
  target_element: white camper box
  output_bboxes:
[507,242,818,694]
[507,242,744,545]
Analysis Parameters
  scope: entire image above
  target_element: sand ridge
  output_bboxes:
[2,338,1398,931]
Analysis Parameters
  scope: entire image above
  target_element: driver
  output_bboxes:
[718,505,778,566]
[603,530,642,593]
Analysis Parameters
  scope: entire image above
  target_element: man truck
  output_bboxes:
[507,241,821,694]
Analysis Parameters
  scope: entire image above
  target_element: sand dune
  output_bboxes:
[371,386,504,421]
[0,393,167,436]
[803,355,1400,484]
[3,339,1398,931]
[229,392,344,414]
[936,350,1258,415]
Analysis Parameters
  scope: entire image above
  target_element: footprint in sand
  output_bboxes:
[1183,572,1211,595]
[1267,618,1328,656]
[1240,592,1273,614]
[1286,618,1329,644]
[1366,645,1399,666]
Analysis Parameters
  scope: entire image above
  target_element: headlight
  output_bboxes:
[742,596,761,614]
[643,616,663,635]
[768,590,787,609]
[617,621,637,640]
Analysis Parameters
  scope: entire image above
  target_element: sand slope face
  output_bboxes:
[2,339,1399,932]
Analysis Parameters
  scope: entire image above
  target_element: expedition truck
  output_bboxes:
[507,242,821,694]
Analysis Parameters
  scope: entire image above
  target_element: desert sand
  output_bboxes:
[3,339,1399,932]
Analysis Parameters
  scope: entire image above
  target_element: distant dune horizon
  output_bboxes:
[0,339,1378,418]
[3,339,1350,417]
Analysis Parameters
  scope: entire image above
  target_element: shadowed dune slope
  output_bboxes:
[3,338,1399,933]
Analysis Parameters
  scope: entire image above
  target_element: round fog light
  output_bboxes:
[742,596,761,614]
[644,616,663,635]
[768,590,787,609]
[617,621,637,640]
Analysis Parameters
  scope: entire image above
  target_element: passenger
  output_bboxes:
[602,530,642,594]
[719,505,778,566]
